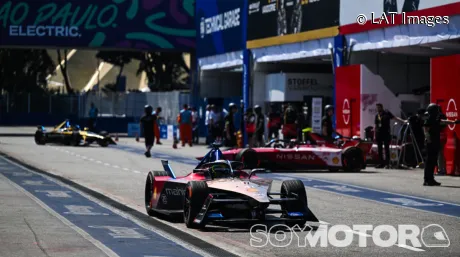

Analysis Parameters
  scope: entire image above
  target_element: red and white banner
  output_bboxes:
[431,54,460,175]
[335,64,401,138]
[340,0,460,34]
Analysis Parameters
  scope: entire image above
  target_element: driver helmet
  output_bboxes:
[254,105,262,112]
[210,162,231,178]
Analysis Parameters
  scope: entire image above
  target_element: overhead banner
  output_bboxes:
[340,0,460,35]
[246,0,339,49]
[196,0,245,58]
[0,0,195,50]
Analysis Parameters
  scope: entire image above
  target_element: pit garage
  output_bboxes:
[246,0,340,134]
[336,1,460,173]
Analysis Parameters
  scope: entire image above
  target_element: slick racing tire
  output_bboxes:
[235,148,259,169]
[280,179,308,227]
[70,132,81,146]
[144,171,169,216]
[183,181,209,229]
[342,147,364,172]
[98,139,109,147]
[34,131,46,145]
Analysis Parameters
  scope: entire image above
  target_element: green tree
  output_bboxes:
[137,52,190,91]
[0,49,55,94]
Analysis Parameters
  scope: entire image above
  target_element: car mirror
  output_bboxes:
[249,168,268,179]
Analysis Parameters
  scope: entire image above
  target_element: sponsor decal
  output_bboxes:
[165,187,185,196]
[0,0,195,49]
[342,99,350,125]
[332,157,339,164]
[247,188,258,192]
[200,8,240,39]
[446,98,458,130]
[276,154,316,161]
[161,194,168,205]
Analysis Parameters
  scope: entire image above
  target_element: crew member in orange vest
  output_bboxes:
[245,108,256,147]
[179,104,193,147]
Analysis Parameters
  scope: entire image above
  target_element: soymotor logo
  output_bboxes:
[250,224,450,249]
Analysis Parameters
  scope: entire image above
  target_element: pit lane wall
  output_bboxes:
[335,64,401,138]
[431,54,460,175]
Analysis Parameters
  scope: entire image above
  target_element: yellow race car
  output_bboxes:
[34,120,116,147]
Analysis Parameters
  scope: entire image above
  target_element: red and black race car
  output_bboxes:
[198,132,373,172]
[144,144,318,229]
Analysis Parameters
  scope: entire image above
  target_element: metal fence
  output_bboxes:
[1,91,190,124]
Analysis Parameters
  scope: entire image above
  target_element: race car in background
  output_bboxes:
[34,120,116,147]
[144,143,319,229]
[198,131,372,172]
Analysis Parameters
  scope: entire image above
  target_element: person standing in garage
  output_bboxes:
[267,104,281,140]
[179,104,193,147]
[437,105,447,175]
[423,103,459,186]
[224,103,238,148]
[374,103,406,168]
[152,107,162,145]
[322,105,336,142]
[282,103,297,141]
[254,105,265,147]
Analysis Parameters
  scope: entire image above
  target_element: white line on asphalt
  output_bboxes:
[112,165,119,169]
[81,156,88,159]
[132,170,141,174]
[89,158,95,161]
[0,167,120,257]
[396,244,425,252]
[104,163,110,166]
[123,168,129,171]
[96,161,102,164]
[76,154,80,157]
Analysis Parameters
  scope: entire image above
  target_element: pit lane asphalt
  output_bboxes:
[0,136,459,257]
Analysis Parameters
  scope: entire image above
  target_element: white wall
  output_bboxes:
[351,51,430,95]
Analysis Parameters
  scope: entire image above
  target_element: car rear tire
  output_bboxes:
[183,181,209,229]
[98,139,109,147]
[280,179,308,227]
[235,148,259,169]
[34,131,46,145]
[342,147,364,172]
[144,171,170,216]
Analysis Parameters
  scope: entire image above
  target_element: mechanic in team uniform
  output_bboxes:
[298,103,310,142]
[254,105,265,147]
[374,103,406,168]
[88,102,99,131]
[140,105,156,158]
[321,105,335,142]
[408,108,426,155]
[438,106,448,175]
[423,103,459,186]
[245,108,256,147]
[282,103,297,141]
[224,103,238,147]
[267,104,281,140]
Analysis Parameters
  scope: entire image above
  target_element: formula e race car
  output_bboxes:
[34,120,116,147]
[198,131,372,172]
[144,143,318,229]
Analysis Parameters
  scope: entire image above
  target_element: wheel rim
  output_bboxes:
[145,177,153,209]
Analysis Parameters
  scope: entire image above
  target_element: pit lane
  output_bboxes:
[1,136,459,257]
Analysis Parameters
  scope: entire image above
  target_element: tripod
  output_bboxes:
[396,123,425,169]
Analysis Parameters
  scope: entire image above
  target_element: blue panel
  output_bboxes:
[196,0,245,57]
